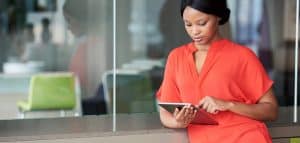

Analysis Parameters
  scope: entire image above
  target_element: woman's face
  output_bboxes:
[183,6,220,46]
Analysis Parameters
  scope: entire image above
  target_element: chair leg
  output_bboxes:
[60,110,66,117]
[20,112,25,119]
[74,111,80,117]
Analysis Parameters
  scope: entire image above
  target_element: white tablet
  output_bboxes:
[158,102,218,125]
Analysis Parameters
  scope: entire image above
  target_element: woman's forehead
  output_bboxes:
[182,6,210,20]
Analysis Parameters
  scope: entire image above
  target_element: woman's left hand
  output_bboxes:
[198,96,233,114]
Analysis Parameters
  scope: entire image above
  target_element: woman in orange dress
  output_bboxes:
[156,0,278,142]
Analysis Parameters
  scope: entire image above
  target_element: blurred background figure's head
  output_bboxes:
[63,0,103,37]
[41,18,51,43]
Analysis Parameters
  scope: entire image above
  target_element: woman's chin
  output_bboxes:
[194,41,208,46]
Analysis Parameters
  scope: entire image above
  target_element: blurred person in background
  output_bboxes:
[41,18,51,43]
[21,18,56,71]
[63,0,108,115]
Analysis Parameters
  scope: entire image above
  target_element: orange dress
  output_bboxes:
[157,39,273,143]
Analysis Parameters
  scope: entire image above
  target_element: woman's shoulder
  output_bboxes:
[167,42,192,59]
[169,42,194,56]
[224,40,257,59]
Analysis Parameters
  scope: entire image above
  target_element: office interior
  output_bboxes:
[0,0,299,142]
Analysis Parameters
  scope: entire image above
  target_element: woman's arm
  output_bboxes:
[159,105,197,128]
[199,88,278,121]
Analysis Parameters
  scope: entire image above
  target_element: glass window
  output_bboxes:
[0,0,298,133]
[229,0,298,124]
[0,0,113,122]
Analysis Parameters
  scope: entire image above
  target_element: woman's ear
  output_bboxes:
[216,17,222,25]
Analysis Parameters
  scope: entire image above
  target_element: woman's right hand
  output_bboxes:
[173,105,197,128]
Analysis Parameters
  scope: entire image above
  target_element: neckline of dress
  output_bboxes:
[187,38,227,54]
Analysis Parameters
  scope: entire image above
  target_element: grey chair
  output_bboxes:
[102,70,157,114]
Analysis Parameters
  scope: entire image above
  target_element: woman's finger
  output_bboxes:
[207,103,215,113]
[181,107,190,119]
[176,106,186,119]
[173,107,179,116]
[201,101,209,111]
[213,109,219,114]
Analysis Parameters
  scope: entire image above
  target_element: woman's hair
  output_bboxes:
[180,0,230,25]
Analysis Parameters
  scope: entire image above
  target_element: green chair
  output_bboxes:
[291,138,300,143]
[102,70,157,114]
[17,73,81,118]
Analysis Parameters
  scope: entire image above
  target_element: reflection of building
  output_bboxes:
[128,0,165,59]
[0,0,113,119]
[28,0,57,12]
[283,0,297,41]
[159,0,190,57]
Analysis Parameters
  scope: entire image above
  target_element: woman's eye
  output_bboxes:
[199,22,207,26]
[185,23,192,27]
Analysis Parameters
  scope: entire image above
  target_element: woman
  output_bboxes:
[156,0,278,142]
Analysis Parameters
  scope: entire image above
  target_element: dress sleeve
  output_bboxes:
[156,51,182,102]
[238,49,273,104]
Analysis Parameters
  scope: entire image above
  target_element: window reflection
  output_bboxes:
[0,0,112,119]
[0,0,297,127]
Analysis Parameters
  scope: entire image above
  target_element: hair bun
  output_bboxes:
[181,0,231,25]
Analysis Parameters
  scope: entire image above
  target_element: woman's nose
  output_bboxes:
[192,26,201,36]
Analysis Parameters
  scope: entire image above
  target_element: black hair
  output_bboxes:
[180,0,230,25]
[41,18,50,26]
[63,0,88,22]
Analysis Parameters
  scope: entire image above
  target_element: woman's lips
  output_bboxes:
[193,37,204,42]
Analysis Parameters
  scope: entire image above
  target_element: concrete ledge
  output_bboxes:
[0,113,299,142]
